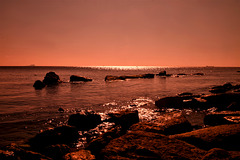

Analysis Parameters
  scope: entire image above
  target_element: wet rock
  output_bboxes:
[43,72,61,85]
[107,110,139,129]
[130,112,192,135]
[58,107,64,113]
[157,71,166,76]
[68,111,101,130]
[193,73,204,76]
[100,131,205,160]
[5,143,51,160]
[86,126,125,156]
[33,80,45,89]
[177,73,187,76]
[64,150,95,160]
[204,111,240,126]
[28,125,79,150]
[0,150,15,160]
[43,144,70,160]
[70,75,92,82]
[170,124,240,151]
[209,83,233,93]
[105,74,154,81]
[202,93,240,111]
[178,92,193,97]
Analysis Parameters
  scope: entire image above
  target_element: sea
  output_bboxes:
[0,66,240,147]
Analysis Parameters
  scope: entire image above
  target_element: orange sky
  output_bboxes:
[1,0,240,67]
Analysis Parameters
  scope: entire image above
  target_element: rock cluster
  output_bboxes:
[105,74,155,81]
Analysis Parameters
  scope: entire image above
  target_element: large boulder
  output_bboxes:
[33,80,45,89]
[107,110,139,130]
[130,112,192,135]
[70,75,92,82]
[100,131,206,160]
[68,111,101,130]
[43,72,61,85]
[204,111,240,126]
[28,125,79,150]
[170,124,240,151]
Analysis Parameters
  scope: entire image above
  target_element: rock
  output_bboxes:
[177,73,187,76]
[43,144,70,160]
[5,143,51,160]
[107,110,139,130]
[28,125,79,150]
[86,126,125,156]
[170,124,240,151]
[130,112,192,135]
[178,92,193,97]
[204,111,240,126]
[237,71,240,72]
[157,71,166,76]
[64,150,95,160]
[100,131,206,160]
[209,83,233,93]
[58,107,64,113]
[33,80,45,89]
[193,73,204,76]
[0,150,15,160]
[105,74,154,81]
[202,148,231,160]
[43,72,61,85]
[68,111,101,130]
[202,93,240,111]
[70,75,92,82]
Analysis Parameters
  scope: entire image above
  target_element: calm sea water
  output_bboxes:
[0,66,239,147]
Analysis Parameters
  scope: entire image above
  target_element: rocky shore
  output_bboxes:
[1,77,240,159]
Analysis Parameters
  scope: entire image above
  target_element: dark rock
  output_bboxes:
[204,111,240,126]
[202,93,240,111]
[202,148,231,160]
[70,75,92,82]
[209,83,233,93]
[43,72,61,85]
[105,74,154,81]
[58,107,64,113]
[100,131,206,160]
[170,124,240,151]
[237,71,240,72]
[107,110,139,130]
[193,73,204,76]
[68,111,101,130]
[178,92,193,97]
[64,150,95,160]
[33,80,45,89]
[28,125,79,150]
[130,112,192,135]
[5,143,51,160]
[177,73,187,76]
[86,126,125,156]
[157,71,166,76]
[43,144,70,160]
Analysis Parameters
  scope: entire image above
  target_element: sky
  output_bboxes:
[1,0,240,67]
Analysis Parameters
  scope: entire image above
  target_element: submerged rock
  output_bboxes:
[70,75,92,82]
[28,125,79,150]
[33,80,46,89]
[101,131,205,160]
[209,83,233,93]
[105,74,154,81]
[170,124,240,151]
[193,73,204,76]
[68,111,101,130]
[107,110,139,129]
[43,72,61,85]
[43,144,70,160]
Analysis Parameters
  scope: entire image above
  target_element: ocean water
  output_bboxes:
[0,66,239,147]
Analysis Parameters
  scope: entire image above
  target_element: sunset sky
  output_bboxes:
[1,0,240,67]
